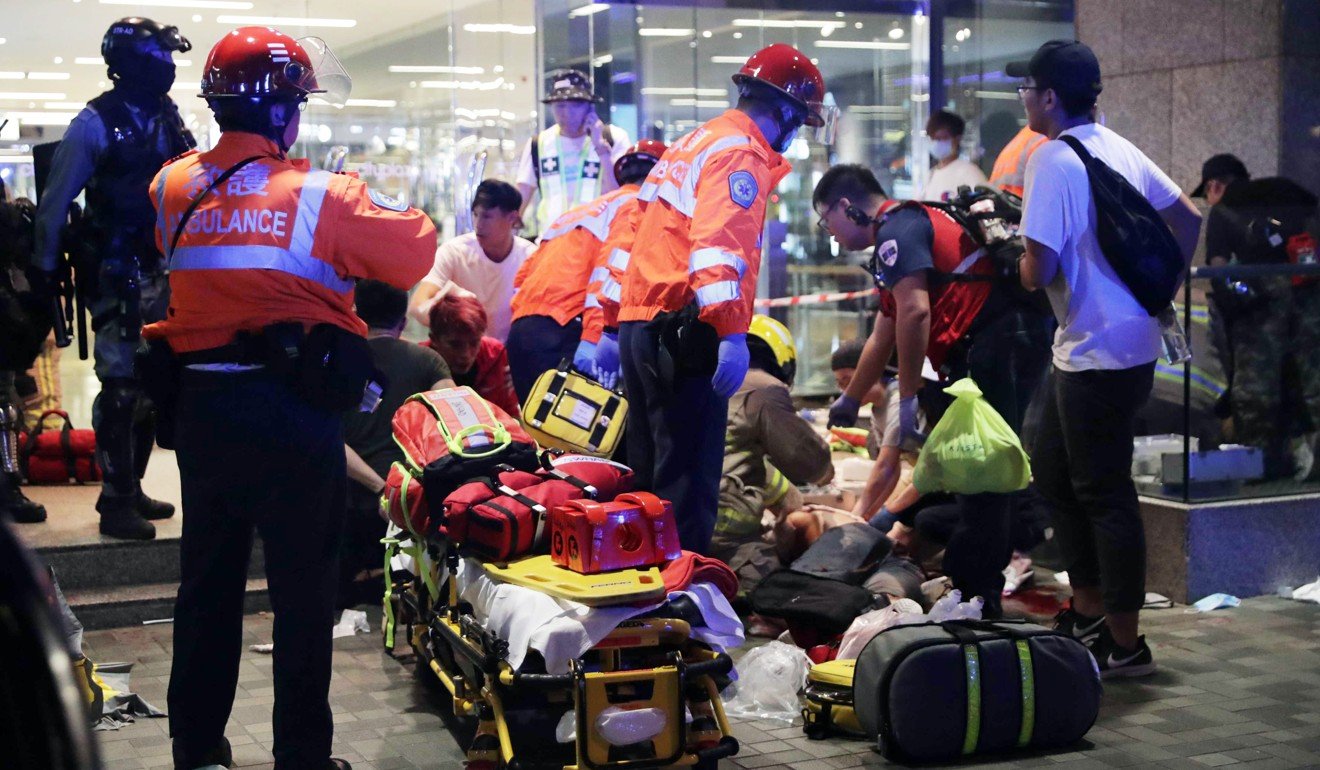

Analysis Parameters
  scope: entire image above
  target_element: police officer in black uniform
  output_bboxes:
[33,18,195,539]
[0,184,47,524]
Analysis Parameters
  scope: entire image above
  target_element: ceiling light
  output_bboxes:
[669,98,729,108]
[175,59,193,67]
[170,82,199,92]
[732,19,845,31]
[710,56,745,64]
[702,30,712,38]
[888,27,904,39]
[193,14,202,22]
[0,92,68,100]
[389,65,484,74]
[847,105,904,114]
[216,15,356,28]
[27,72,71,80]
[592,54,614,67]
[44,101,86,109]
[99,0,253,8]
[462,23,536,34]
[0,39,6,45]
[53,57,63,64]
[0,155,34,163]
[974,90,1017,100]
[0,72,24,80]
[75,58,105,66]
[638,28,694,37]
[568,3,610,18]
[732,32,742,39]
[642,87,726,96]
[419,78,507,90]
[854,22,863,29]
[5,111,77,126]
[345,99,397,107]
[814,40,910,50]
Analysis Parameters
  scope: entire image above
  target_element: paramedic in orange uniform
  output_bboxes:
[146,28,435,770]
[989,125,1047,197]
[505,140,665,401]
[606,44,835,553]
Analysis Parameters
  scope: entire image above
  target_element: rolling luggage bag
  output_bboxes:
[521,361,627,457]
[853,619,1101,763]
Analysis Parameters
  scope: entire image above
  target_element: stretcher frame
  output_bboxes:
[385,540,740,770]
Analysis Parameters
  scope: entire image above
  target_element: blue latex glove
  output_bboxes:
[591,331,621,390]
[573,339,597,374]
[711,333,749,399]
[828,394,861,428]
[898,393,925,450]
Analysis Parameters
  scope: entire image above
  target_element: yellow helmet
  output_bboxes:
[748,314,797,384]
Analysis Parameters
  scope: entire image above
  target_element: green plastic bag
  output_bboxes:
[911,378,1031,495]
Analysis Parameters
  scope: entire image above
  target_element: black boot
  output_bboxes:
[172,736,233,769]
[136,490,175,521]
[1,472,46,523]
[96,493,155,540]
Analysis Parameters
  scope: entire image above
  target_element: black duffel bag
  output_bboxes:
[854,619,1100,764]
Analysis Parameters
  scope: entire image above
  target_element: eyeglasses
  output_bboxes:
[1016,85,1043,98]
[815,200,840,232]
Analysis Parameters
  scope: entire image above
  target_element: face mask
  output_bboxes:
[930,139,954,159]
[772,125,799,154]
[138,58,176,95]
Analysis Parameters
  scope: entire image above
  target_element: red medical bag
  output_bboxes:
[549,492,681,574]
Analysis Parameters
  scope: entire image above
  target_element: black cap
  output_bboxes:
[541,69,601,103]
[1191,153,1249,198]
[1006,40,1102,102]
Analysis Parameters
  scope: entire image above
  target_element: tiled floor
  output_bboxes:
[89,595,1320,770]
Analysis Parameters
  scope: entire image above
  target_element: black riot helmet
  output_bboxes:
[102,17,191,80]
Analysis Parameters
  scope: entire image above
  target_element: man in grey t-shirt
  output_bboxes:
[1011,40,1202,678]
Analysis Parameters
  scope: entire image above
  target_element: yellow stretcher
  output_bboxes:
[384,539,740,770]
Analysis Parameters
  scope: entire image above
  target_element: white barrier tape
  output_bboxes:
[752,287,880,308]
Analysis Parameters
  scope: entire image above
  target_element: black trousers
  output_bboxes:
[619,319,726,553]
[168,367,345,769]
[506,315,582,404]
[930,306,1053,616]
[1029,362,1154,614]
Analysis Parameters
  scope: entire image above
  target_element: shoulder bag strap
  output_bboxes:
[168,155,265,258]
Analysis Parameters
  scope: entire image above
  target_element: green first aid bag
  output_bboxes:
[912,378,1030,495]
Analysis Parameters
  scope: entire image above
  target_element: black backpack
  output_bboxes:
[1058,135,1183,315]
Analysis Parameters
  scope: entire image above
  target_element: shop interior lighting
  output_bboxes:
[0,155,34,163]
[27,72,71,80]
[216,15,356,28]
[0,72,24,80]
[669,98,729,108]
[592,54,614,67]
[733,18,846,34]
[75,58,105,65]
[814,40,911,50]
[100,0,253,8]
[888,27,904,39]
[462,23,536,34]
[642,87,726,96]
[637,28,694,37]
[568,4,610,18]
[0,91,68,100]
[710,56,746,64]
[44,101,86,109]
[345,99,397,107]
[974,90,1017,100]
[389,65,484,74]
[4,111,77,125]
[420,78,507,90]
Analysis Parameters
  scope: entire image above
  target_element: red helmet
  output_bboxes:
[200,27,323,101]
[613,139,667,185]
[732,43,827,127]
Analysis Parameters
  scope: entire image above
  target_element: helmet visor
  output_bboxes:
[809,102,840,145]
[156,25,192,54]
[296,36,352,107]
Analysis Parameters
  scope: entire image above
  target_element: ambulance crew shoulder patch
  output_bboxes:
[368,188,408,212]
[879,239,899,267]
[728,171,758,210]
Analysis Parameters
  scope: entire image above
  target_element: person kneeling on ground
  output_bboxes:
[423,290,521,417]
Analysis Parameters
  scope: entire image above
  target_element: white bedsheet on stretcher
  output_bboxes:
[456,558,744,674]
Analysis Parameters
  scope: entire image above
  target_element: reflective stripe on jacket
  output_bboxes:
[617,110,789,338]
[146,131,436,353]
[511,184,639,342]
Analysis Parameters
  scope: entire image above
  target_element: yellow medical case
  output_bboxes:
[521,361,627,457]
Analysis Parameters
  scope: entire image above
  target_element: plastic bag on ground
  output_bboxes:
[721,641,811,724]
[837,599,923,660]
[1291,577,1320,604]
[332,608,371,638]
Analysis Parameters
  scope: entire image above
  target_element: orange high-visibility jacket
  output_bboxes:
[616,110,789,339]
[511,184,640,344]
[989,126,1047,197]
[145,132,436,353]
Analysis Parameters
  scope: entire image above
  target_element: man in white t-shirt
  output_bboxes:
[918,109,988,202]
[516,69,631,237]
[408,180,535,342]
[1012,40,1202,679]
